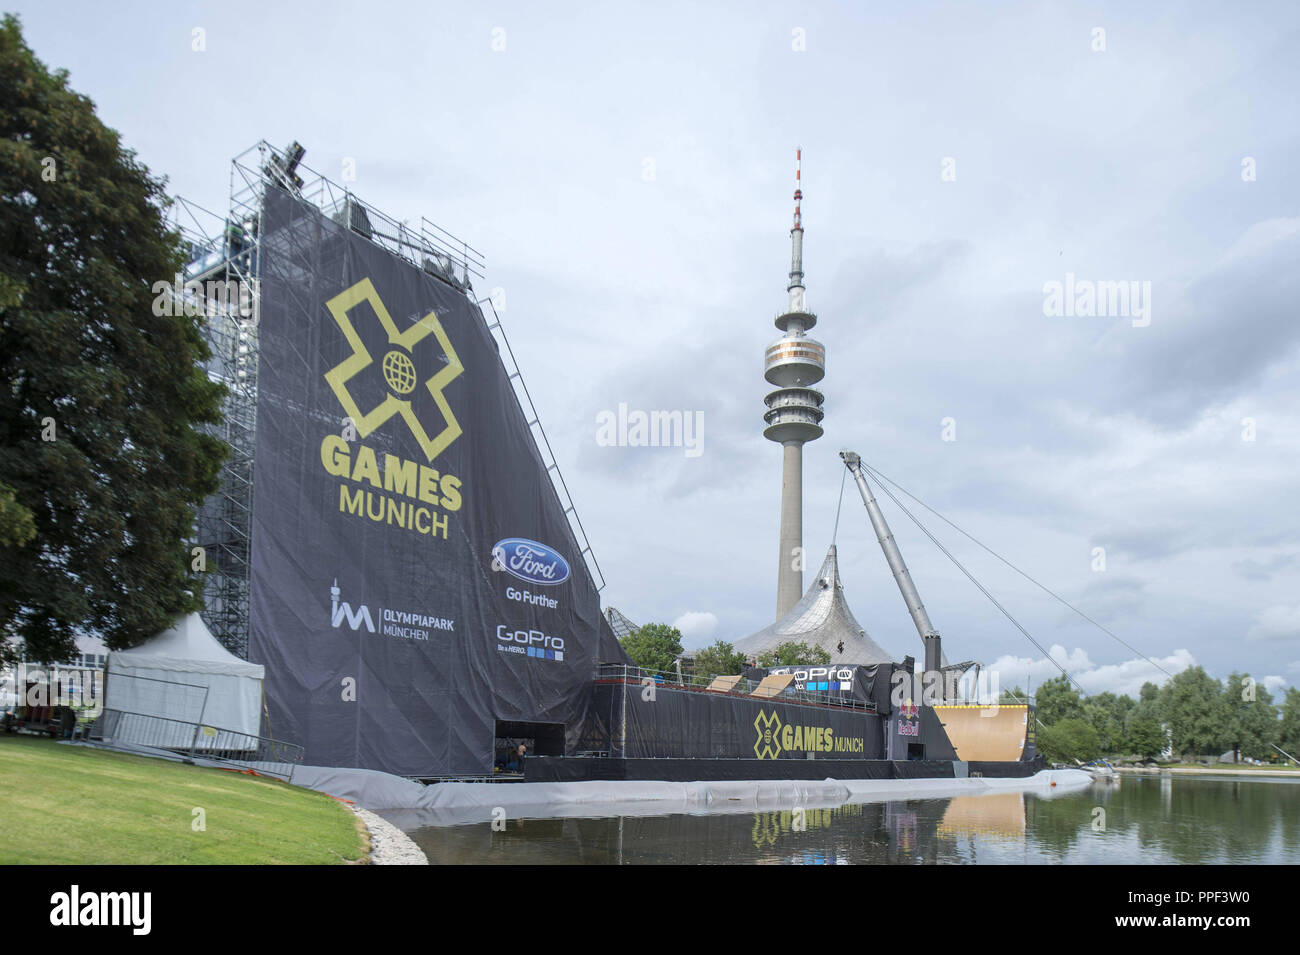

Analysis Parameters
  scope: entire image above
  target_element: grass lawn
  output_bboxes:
[0,735,366,864]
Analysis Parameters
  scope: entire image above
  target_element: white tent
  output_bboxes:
[105,613,265,749]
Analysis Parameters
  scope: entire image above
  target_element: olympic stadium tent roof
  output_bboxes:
[734,545,895,666]
[105,613,265,745]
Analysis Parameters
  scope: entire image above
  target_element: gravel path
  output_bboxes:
[352,806,428,865]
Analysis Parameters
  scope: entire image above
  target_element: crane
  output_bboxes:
[841,450,971,700]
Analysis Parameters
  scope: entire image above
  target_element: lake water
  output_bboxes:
[386,774,1300,865]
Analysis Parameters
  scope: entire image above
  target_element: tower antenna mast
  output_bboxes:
[763,148,826,617]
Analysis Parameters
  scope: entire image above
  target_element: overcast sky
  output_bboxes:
[16,1,1300,699]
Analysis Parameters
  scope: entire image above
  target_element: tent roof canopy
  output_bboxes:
[107,613,265,679]
[734,545,896,666]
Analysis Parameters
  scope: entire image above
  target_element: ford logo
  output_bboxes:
[491,538,571,586]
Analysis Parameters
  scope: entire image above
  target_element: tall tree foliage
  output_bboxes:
[691,640,747,682]
[1158,667,1230,758]
[1278,689,1300,761]
[1221,672,1278,762]
[1033,674,1087,725]
[1084,691,1134,754]
[619,624,684,673]
[756,641,831,667]
[0,16,226,665]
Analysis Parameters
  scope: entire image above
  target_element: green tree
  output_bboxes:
[1123,681,1167,757]
[1129,681,1161,719]
[1159,667,1230,759]
[1222,673,1278,762]
[1034,674,1086,725]
[998,685,1030,704]
[1128,718,1166,760]
[0,16,227,667]
[1036,717,1100,763]
[1278,688,1300,763]
[690,639,747,682]
[619,623,683,673]
[756,641,831,668]
[1084,692,1134,755]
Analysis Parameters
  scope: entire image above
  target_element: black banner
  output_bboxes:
[248,187,602,775]
[581,681,886,760]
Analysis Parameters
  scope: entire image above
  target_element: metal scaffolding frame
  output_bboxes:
[169,141,602,657]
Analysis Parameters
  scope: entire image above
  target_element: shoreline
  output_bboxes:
[1115,766,1300,778]
[351,806,428,865]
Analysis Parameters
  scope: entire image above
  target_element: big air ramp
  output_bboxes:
[932,704,1030,762]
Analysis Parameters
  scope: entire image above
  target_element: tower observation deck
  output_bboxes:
[766,149,825,617]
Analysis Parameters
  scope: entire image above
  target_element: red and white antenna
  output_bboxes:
[787,147,806,310]
[793,147,803,231]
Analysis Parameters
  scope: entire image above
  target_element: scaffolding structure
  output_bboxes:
[169,141,602,657]
[603,606,640,640]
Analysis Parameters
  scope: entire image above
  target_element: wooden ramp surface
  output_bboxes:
[933,704,1029,762]
[751,672,795,698]
[706,674,743,693]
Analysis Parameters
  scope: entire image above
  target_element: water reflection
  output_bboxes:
[388,775,1300,865]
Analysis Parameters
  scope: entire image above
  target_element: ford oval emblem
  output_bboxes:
[491,538,571,586]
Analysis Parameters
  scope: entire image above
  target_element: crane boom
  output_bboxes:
[841,451,944,679]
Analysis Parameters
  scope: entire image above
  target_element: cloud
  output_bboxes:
[1064,576,1147,624]
[1232,554,1297,581]
[1248,605,1300,641]
[673,611,718,646]
[1109,221,1300,426]
[979,646,1196,699]
[824,238,972,326]
[1263,675,1288,697]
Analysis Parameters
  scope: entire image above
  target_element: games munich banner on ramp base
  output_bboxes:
[249,186,602,776]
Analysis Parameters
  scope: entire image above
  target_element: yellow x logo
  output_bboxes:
[754,710,783,760]
[323,278,463,462]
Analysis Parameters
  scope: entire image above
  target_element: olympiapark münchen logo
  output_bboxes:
[755,710,782,760]
[324,278,464,461]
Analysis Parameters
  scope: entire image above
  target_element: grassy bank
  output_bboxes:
[1161,762,1300,771]
[1117,763,1300,777]
[0,735,365,864]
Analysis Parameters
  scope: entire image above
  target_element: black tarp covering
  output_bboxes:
[577,681,885,760]
[890,759,956,779]
[526,756,898,782]
[597,615,632,667]
[248,187,603,775]
[969,755,1046,777]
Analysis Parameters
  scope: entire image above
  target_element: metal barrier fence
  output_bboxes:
[595,663,878,713]
[103,671,210,725]
[90,708,304,780]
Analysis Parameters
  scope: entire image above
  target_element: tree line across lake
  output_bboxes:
[1012,668,1299,765]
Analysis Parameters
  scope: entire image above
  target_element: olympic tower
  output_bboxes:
[763,149,826,618]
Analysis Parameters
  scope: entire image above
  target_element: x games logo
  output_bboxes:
[324,278,464,461]
[754,710,783,759]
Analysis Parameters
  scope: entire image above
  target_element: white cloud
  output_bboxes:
[1220,217,1300,265]
[978,646,1196,699]
[1248,605,1300,641]
[1263,675,1288,697]
[673,611,718,646]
